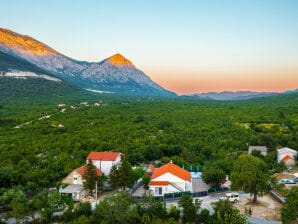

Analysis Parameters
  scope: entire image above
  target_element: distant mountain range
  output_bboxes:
[0,28,175,97]
[184,90,298,101]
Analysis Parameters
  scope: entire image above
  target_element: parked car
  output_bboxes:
[291,177,298,183]
[278,179,295,184]
[219,192,239,202]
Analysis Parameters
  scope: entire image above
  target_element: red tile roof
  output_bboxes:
[150,181,169,186]
[151,162,191,182]
[86,152,121,161]
[282,155,292,162]
[76,165,102,176]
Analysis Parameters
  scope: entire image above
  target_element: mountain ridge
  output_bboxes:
[184,90,298,101]
[0,50,81,98]
[0,28,175,97]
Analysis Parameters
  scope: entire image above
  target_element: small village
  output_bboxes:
[54,146,297,224]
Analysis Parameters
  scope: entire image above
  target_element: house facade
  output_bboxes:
[62,165,102,185]
[86,151,122,176]
[149,161,192,196]
[277,147,297,167]
[60,165,102,201]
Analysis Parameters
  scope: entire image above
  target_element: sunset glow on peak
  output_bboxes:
[0,28,57,57]
[107,53,134,67]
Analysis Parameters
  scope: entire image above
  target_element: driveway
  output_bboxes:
[192,178,209,192]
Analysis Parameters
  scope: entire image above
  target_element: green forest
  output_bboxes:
[0,92,297,223]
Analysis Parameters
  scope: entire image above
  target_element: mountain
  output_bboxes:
[0,28,175,97]
[283,89,298,94]
[186,91,278,101]
[0,50,80,98]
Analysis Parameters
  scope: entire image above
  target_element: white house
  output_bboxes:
[248,146,268,156]
[277,147,297,167]
[86,151,122,176]
[149,161,192,196]
[60,165,102,201]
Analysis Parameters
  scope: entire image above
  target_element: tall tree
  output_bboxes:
[92,192,138,224]
[178,194,201,223]
[137,196,167,221]
[281,186,298,224]
[211,200,248,224]
[202,166,225,187]
[109,165,119,189]
[117,154,135,190]
[230,154,270,203]
[83,161,98,195]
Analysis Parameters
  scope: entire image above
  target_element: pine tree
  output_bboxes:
[82,160,98,195]
[117,154,135,190]
[109,165,119,189]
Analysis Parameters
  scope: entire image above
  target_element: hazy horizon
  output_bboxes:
[1,0,297,94]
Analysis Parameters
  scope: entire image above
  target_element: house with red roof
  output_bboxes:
[86,151,122,175]
[60,151,121,201]
[149,161,192,196]
[60,165,102,201]
[277,147,297,167]
[62,165,102,185]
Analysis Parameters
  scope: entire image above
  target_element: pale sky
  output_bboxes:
[1,0,298,94]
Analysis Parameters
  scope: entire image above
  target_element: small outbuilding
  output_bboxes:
[277,147,297,167]
[248,146,268,156]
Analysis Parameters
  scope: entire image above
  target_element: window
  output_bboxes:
[73,175,78,184]
[155,187,162,195]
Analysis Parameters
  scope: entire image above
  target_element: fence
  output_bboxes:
[131,187,228,202]
[129,179,143,195]
[270,190,285,204]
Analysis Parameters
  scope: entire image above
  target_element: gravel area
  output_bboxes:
[235,194,282,221]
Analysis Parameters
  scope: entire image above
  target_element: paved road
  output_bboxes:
[248,217,282,224]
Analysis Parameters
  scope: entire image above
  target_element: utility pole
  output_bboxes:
[95,181,98,202]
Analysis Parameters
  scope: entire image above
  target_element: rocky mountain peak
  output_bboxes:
[106,53,134,67]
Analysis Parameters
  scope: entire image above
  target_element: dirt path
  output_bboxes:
[235,194,282,221]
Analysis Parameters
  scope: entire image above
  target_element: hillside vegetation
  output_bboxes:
[0,93,297,192]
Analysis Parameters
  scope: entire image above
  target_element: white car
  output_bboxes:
[278,179,295,184]
[219,192,239,202]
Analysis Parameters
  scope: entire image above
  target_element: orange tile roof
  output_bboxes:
[150,181,169,186]
[282,155,292,162]
[86,152,121,161]
[151,162,191,182]
[76,165,102,176]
